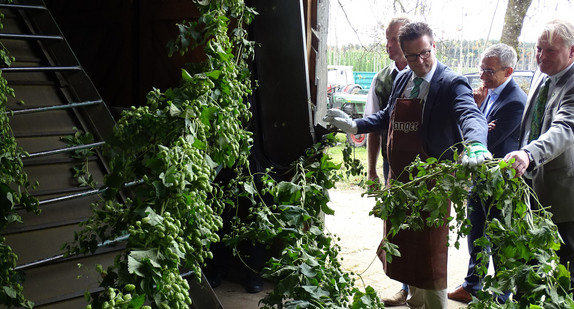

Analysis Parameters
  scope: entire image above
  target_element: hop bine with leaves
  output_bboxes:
[367,152,573,308]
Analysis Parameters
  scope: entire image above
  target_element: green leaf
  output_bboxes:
[204,154,219,169]
[127,255,145,277]
[128,294,146,308]
[195,0,210,6]
[555,263,571,291]
[128,249,161,278]
[321,202,335,215]
[275,181,302,204]
[3,286,17,298]
[243,182,256,195]
[169,102,181,116]
[144,207,163,226]
[206,70,221,80]
[299,263,317,278]
[199,106,218,125]
[192,138,206,150]
[182,69,193,81]
[279,205,309,227]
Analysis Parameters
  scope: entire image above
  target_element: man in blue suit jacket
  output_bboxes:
[448,43,526,304]
[325,22,490,309]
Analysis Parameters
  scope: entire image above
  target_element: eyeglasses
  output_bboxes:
[479,67,507,76]
[404,49,432,62]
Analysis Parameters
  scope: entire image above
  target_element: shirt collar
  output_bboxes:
[392,62,409,74]
[488,77,512,100]
[548,61,574,85]
[412,60,437,84]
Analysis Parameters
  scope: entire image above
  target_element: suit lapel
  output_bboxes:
[480,95,490,115]
[487,79,515,120]
[548,65,574,106]
[542,65,574,126]
[422,63,444,127]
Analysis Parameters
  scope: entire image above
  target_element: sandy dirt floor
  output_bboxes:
[325,188,470,309]
[215,187,473,308]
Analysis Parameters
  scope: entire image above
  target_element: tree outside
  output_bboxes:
[328,0,572,73]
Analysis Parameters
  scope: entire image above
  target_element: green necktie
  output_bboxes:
[528,78,551,142]
[410,77,423,99]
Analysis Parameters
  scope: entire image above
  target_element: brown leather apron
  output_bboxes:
[378,98,450,290]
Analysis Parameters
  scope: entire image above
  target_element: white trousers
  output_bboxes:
[406,285,447,309]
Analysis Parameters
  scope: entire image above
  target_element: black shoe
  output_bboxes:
[246,273,264,293]
[207,267,227,288]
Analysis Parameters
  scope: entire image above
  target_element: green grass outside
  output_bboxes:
[325,133,385,190]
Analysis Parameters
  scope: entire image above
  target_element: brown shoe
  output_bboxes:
[381,289,408,306]
[447,285,472,303]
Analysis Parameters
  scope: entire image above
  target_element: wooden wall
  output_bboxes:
[45,0,201,109]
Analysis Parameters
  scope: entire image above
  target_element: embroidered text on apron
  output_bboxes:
[378,97,450,290]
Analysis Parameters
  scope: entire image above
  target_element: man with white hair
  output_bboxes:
[505,19,574,288]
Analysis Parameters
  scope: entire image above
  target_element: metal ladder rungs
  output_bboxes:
[14,130,78,138]
[22,156,97,168]
[15,254,65,271]
[7,99,104,115]
[0,4,47,11]
[26,141,105,159]
[37,180,143,207]
[5,79,57,86]
[3,218,83,236]
[35,187,102,207]
[1,66,82,72]
[14,235,128,271]
[0,33,63,40]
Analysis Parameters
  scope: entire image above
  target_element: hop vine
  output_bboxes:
[64,2,256,308]
[369,153,573,308]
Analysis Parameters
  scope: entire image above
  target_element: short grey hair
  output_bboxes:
[481,43,517,68]
[541,19,574,47]
[387,16,411,29]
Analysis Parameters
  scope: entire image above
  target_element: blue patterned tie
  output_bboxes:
[410,77,423,99]
[528,78,551,142]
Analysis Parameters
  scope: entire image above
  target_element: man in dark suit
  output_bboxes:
[448,43,526,304]
[325,21,490,308]
[505,19,574,287]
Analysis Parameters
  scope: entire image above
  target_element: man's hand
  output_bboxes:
[503,150,530,177]
[366,131,382,182]
[473,85,488,108]
[488,120,496,132]
[461,142,492,166]
[323,109,358,134]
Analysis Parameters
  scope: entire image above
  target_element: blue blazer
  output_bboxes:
[355,62,488,161]
[482,78,526,158]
